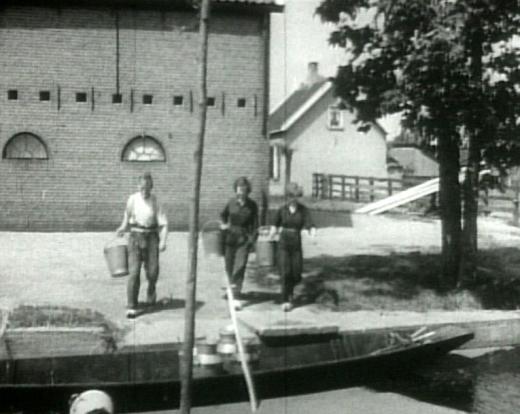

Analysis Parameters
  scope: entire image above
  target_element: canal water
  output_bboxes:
[370,345,520,413]
[162,346,520,414]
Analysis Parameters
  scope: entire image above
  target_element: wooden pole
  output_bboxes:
[179,1,211,413]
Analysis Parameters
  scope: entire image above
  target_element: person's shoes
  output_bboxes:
[126,309,138,319]
[281,302,294,312]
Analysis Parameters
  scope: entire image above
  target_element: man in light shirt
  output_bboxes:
[116,172,168,318]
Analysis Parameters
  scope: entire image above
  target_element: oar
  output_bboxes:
[224,279,259,412]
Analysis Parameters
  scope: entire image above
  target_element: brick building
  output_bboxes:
[0,0,281,230]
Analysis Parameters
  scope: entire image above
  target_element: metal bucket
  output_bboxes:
[217,328,237,355]
[196,342,222,366]
[103,239,128,277]
[255,226,275,267]
[202,221,224,257]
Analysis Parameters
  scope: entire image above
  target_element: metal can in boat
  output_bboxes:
[233,339,260,363]
[196,342,222,366]
[217,329,237,355]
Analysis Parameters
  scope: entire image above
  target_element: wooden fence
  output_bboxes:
[312,173,434,202]
[312,172,519,214]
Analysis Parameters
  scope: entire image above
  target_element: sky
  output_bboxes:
[269,0,401,137]
[269,0,344,110]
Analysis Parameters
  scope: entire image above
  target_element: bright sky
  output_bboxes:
[269,0,344,109]
[269,0,401,137]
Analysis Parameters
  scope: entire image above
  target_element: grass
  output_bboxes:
[254,247,520,312]
[7,304,118,331]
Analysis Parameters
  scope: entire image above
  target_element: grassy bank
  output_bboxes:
[279,247,520,312]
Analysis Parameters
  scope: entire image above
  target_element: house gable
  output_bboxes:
[269,80,387,142]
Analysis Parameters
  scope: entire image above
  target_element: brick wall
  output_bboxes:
[0,6,270,231]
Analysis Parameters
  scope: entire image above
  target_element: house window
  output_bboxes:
[327,106,344,130]
[8,90,18,100]
[237,98,247,108]
[122,135,166,162]
[39,91,51,101]
[207,97,215,107]
[3,132,48,159]
[173,95,184,106]
[76,92,87,103]
[143,94,153,105]
[112,93,123,104]
[269,145,281,181]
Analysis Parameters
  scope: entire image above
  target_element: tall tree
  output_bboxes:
[317,0,520,287]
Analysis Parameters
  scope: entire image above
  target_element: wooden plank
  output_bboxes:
[257,324,339,337]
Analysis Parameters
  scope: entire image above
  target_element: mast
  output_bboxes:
[179,0,211,413]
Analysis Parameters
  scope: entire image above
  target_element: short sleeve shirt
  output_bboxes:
[126,192,168,229]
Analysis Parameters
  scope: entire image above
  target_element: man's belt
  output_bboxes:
[228,225,248,234]
[130,224,158,233]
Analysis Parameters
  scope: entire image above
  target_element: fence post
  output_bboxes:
[341,176,346,200]
[388,179,393,196]
[321,174,327,199]
[369,177,375,201]
[355,176,360,201]
[328,175,333,199]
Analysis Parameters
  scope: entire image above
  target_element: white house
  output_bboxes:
[268,63,389,196]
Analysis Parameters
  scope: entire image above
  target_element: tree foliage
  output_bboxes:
[317,0,520,164]
[316,0,520,284]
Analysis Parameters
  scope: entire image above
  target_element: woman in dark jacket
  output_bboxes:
[220,176,258,310]
[271,183,316,311]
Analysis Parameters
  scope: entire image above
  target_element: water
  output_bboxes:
[371,346,520,413]
[161,346,520,414]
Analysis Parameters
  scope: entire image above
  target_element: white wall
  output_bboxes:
[285,93,388,196]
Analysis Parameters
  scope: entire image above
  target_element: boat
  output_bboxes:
[0,325,473,413]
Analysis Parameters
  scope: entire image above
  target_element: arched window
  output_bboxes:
[3,132,48,159]
[122,135,166,162]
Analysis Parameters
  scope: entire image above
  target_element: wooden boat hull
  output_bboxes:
[0,326,473,412]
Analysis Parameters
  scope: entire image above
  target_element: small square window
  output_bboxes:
[237,98,247,108]
[143,94,153,105]
[112,93,123,104]
[173,95,184,106]
[207,97,215,107]
[327,106,344,130]
[39,91,51,101]
[76,92,87,103]
[8,90,18,100]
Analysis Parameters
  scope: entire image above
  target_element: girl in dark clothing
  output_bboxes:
[220,177,258,310]
[271,183,316,311]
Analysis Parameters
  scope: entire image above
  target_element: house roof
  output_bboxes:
[269,79,387,137]
[268,79,331,134]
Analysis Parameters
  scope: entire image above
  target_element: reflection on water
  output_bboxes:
[472,348,520,414]
[372,346,520,414]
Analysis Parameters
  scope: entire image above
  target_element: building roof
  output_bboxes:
[2,0,284,12]
[217,0,282,4]
[269,79,387,137]
[268,79,331,134]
